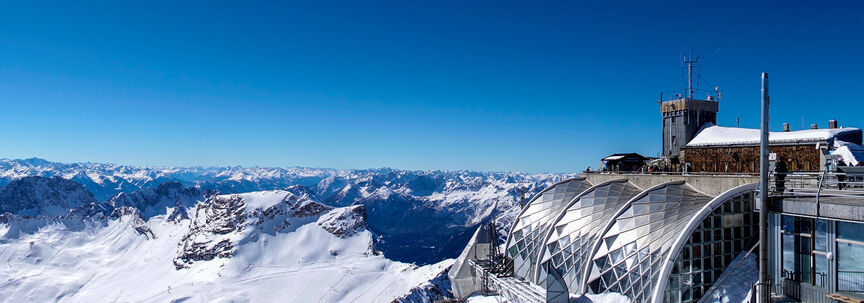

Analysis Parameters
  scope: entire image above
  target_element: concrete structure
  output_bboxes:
[661,97,719,159]
[449,223,495,298]
[660,55,720,160]
[583,173,758,196]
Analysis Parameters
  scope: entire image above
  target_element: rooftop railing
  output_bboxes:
[582,170,758,177]
[768,169,864,199]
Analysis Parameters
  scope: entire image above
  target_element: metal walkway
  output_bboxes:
[469,260,545,303]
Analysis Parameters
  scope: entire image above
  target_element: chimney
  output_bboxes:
[811,124,819,129]
[783,123,790,132]
[829,119,838,129]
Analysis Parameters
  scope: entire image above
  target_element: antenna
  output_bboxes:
[715,86,721,102]
[737,117,740,128]
[683,51,699,99]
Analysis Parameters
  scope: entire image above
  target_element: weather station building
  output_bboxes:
[448,57,864,303]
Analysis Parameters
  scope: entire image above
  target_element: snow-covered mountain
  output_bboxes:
[0,176,97,217]
[0,158,332,201]
[0,189,453,302]
[107,181,205,219]
[0,158,572,264]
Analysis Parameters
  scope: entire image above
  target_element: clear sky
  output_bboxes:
[0,1,862,173]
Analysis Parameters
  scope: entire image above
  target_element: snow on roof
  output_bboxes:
[686,124,862,147]
[601,153,648,161]
[832,141,864,166]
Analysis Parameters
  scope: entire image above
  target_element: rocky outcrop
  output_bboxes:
[0,176,97,217]
[173,190,332,269]
[173,195,246,269]
[107,181,204,219]
[110,206,155,239]
[317,205,367,238]
[394,265,454,303]
[166,201,189,223]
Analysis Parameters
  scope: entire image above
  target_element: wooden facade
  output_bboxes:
[681,144,822,173]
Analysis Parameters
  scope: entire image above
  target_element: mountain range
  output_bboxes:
[0,158,571,264]
[0,158,572,302]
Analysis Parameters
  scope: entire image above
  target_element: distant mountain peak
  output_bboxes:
[0,176,97,217]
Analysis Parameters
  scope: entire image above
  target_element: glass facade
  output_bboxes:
[506,178,593,280]
[837,221,864,292]
[780,216,829,289]
[537,180,642,288]
[770,214,864,300]
[585,182,710,302]
[663,192,758,303]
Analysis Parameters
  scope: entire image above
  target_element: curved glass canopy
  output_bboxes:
[584,182,710,302]
[505,178,593,280]
[535,179,643,288]
[655,187,757,303]
[491,179,759,303]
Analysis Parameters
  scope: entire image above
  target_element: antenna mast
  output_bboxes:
[683,52,699,100]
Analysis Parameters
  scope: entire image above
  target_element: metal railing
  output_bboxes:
[781,269,828,288]
[838,271,864,293]
[467,259,545,303]
[768,171,864,199]
[583,170,757,177]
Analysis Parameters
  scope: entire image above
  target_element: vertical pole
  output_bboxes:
[687,59,694,99]
[759,72,771,303]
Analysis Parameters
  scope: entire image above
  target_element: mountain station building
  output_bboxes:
[449,63,864,303]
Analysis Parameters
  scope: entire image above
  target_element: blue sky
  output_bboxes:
[0,1,862,173]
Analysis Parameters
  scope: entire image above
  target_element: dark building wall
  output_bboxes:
[661,99,718,159]
[681,145,822,173]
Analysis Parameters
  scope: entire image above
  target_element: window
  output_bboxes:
[782,216,829,288]
[664,192,757,303]
[837,221,864,292]
[672,136,677,146]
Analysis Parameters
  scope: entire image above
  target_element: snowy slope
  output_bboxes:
[0,191,452,303]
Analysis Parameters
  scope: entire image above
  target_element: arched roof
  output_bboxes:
[581,181,712,302]
[504,178,593,280]
[648,183,758,303]
[534,179,642,287]
[497,177,760,302]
